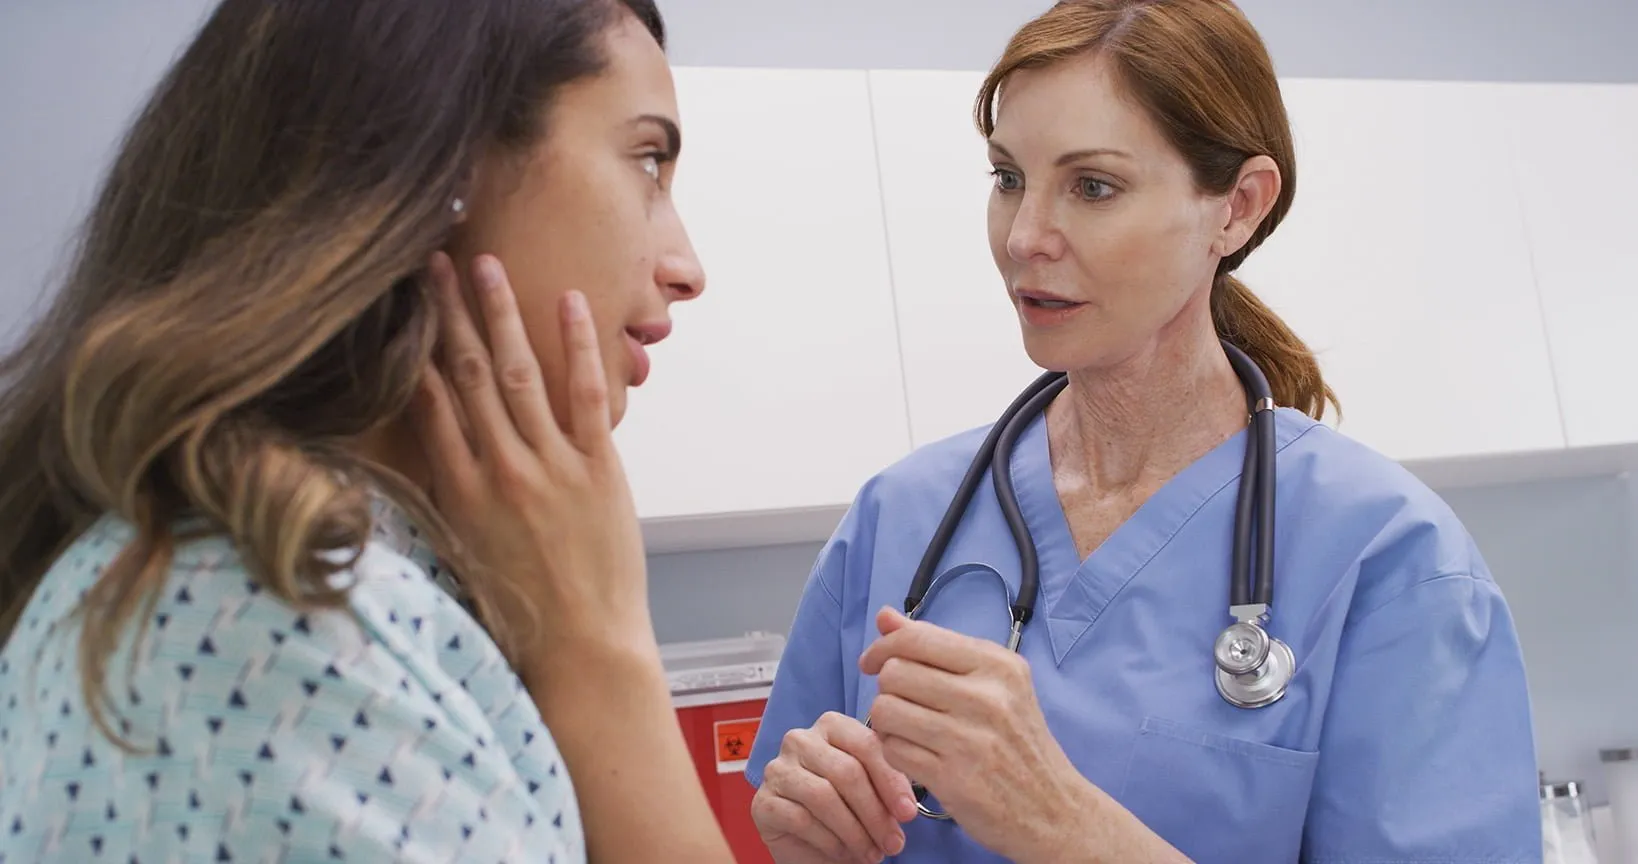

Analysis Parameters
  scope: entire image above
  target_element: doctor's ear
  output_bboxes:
[1214,154,1281,259]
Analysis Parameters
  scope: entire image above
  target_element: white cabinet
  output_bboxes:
[873,73,1565,464]
[615,68,912,526]
[1508,83,1638,450]
[867,70,1044,448]
[1237,78,1565,462]
[616,68,1629,547]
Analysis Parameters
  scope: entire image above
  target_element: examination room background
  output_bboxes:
[3,0,1636,806]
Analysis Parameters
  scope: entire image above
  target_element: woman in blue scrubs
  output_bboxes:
[743,2,1539,863]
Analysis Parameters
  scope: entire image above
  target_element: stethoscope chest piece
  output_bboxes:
[1213,610,1295,709]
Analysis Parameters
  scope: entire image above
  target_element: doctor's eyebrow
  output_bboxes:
[632,114,681,158]
[987,140,1134,166]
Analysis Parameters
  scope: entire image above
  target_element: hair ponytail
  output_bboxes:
[1211,274,1337,420]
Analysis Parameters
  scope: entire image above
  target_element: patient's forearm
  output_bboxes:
[525,638,734,863]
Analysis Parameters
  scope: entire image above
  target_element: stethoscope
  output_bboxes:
[865,339,1295,822]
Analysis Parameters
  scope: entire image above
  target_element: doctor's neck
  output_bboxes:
[1050,308,1250,495]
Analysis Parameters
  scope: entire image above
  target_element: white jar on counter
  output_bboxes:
[1600,748,1638,863]
[1542,777,1601,864]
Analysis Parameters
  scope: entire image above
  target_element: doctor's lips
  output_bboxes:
[623,320,671,387]
[1012,287,1088,326]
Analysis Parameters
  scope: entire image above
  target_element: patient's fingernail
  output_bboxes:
[477,257,504,290]
[564,291,588,321]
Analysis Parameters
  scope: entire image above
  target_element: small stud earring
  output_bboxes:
[451,198,466,214]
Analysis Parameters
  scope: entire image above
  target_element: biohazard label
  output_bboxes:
[714,717,761,774]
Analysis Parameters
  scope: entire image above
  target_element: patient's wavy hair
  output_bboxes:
[0,0,664,741]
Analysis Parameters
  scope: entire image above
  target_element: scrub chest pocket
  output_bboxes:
[1118,716,1319,863]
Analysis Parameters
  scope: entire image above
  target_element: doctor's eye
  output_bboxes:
[1076,177,1115,201]
[989,167,1023,193]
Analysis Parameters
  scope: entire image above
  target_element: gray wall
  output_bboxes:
[4,0,1637,802]
[0,0,225,344]
[660,0,1638,84]
[1443,474,1638,805]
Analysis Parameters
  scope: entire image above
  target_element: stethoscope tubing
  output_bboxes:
[903,369,1065,615]
[990,373,1069,627]
[886,339,1284,823]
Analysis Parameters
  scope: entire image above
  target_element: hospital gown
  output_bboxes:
[0,501,583,863]
[746,407,1540,863]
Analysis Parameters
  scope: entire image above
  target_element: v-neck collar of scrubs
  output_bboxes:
[1009,407,1312,665]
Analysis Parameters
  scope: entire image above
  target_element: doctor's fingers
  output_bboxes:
[859,617,1004,678]
[874,655,1001,718]
[809,713,918,821]
[795,723,912,851]
[752,794,874,864]
[876,731,943,804]
[760,755,897,863]
[866,693,963,770]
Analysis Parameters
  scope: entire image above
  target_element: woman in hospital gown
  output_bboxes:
[743,2,1540,862]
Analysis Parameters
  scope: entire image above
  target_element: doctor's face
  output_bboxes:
[985,52,1230,373]
[450,13,706,429]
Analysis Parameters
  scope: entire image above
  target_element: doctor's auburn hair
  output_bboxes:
[0,0,664,745]
[978,0,1341,421]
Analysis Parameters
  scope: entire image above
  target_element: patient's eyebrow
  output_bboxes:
[632,114,681,158]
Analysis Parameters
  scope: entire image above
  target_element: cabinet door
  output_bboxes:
[867,70,1043,448]
[1509,83,1638,449]
[1237,79,1564,462]
[614,68,912,521]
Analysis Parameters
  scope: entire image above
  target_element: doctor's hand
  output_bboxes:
[860,607,1127,864]
[750,711,920,864]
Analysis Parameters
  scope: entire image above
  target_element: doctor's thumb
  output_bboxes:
[875,605,911,635]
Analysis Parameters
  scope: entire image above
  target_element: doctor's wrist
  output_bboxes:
[1020,777,1106,864]
[1024,778,1192,864]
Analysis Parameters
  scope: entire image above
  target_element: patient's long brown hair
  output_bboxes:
[0,0,665,742]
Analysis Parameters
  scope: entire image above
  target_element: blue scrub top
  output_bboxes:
[745,408,1540,863]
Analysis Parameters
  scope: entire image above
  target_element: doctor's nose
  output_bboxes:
[1005,195,1065,263]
